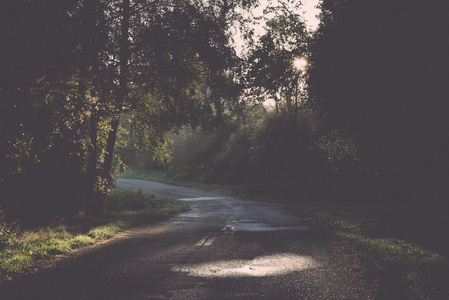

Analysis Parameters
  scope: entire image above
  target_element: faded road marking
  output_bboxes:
[195,233,218,247]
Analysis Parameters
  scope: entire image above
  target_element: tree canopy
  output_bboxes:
[244,3,309,118]
[0,0,245,223]
[307,0,449,212]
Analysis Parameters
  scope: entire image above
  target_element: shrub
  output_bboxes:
[0,212,19,250]
[104,189,150,211]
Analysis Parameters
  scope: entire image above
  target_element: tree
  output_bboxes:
[245,3,309,120]
[93,0,244,214]
[307,0,449,212]
[0,0,96,222]
[1,0,248,222]
[113,0,244,160]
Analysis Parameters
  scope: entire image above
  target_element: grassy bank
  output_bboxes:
[0,188,189,282]
[120,169,225,189]
[289,202,449,299]
[120,169,267,201]
[123,168,449,299]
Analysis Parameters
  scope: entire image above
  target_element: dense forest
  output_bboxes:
[2,0,449,254]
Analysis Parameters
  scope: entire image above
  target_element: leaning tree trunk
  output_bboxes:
[94,0,130,216]
[80,0,102,216]
[85,108,98,215]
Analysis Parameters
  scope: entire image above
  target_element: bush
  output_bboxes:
[104,189,150,211]
[0,212,19,251]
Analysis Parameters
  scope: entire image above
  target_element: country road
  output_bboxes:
[0,178,375,299]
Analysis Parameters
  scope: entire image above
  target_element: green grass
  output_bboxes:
[336,232,449,299]
[120,169,228,189]
[288,201,449,299]
[0,188,189,281]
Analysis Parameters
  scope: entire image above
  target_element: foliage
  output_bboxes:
[0,214,19,251]
[104,189,147,212]
[244,4,310,118]
[307,0,449,216]
[119,0,244,163]
[0,0,246,222]
[313,130,369,175]
[130,103,351,199]
[0,0,94,222]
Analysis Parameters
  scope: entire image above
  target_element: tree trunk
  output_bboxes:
[81,0,102,216]
[293,77,299,121]
[95,0,130,215]
[85,109,98,216]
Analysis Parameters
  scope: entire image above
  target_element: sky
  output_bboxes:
[253,0,321,32]
[298,0,321,31]
[234,0,321,56]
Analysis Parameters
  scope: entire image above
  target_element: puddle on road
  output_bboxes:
[173,253,316,278]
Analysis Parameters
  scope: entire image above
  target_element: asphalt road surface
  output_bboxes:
[1,178,375,299]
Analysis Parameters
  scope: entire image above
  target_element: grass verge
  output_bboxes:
[120,169,225,189]
[120,169,277,203]
[0,188,189,282]
[289,201,449,299]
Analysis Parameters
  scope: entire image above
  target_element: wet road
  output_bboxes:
[1,178,374,299]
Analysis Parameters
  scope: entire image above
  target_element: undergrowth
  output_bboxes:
[0,188,189,282]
